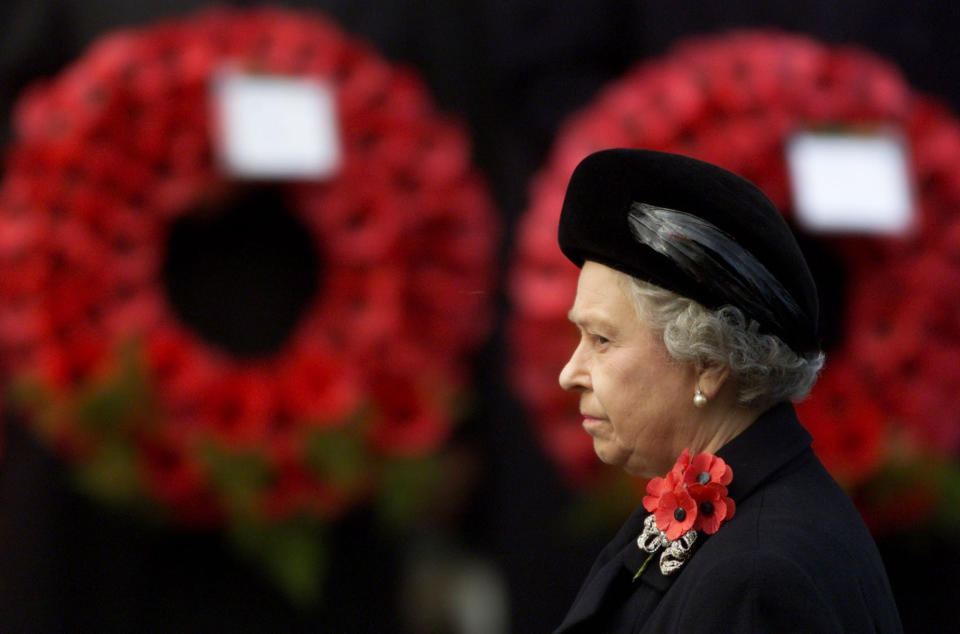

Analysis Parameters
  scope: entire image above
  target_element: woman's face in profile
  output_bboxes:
[559,261,698,478]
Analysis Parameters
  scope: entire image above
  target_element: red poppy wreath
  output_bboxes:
[0,7,497,601]
[510,30,960,532]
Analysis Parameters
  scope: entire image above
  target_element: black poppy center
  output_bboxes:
[697,471,711,485]
[673,507,687,522]
[162,186,321,358]
[700,501,715,516]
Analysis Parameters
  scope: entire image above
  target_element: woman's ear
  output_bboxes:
[695,362,730,400]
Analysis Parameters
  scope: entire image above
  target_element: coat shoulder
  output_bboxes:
[649,457,902,633]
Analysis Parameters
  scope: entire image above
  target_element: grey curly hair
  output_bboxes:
[616,272,824,409]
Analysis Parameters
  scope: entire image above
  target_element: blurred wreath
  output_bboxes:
[509,30,960,534]
[0,7,497,603]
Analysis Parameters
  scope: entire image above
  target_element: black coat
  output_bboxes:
[555,402,903,633]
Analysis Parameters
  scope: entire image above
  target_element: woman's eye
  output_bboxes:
[593,334,610,345]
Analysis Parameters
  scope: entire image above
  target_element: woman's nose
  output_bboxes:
[559,341,589,392]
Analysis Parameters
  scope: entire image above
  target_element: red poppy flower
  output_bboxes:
[688,483,735,534]
[260,460,348,522]
[139,427,224,527]
[275,345,361,427]
[796,357,886,486]
[683,452,733,487]
[670,447,692,479]
[653,485,698,541]
[642,469,681,513]
[365,373,452,456]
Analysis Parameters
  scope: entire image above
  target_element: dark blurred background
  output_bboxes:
[2,1,959,632]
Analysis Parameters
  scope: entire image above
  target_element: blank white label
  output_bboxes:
[214,71,341,180]
[787,131,913,234]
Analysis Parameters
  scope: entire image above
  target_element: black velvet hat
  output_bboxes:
[558,148,819,354]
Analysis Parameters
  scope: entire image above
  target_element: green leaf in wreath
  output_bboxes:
[375,454,443,531]
[74,440,144,505]
[304,428,370,494]
[228,517,327,607]
[75,342,154,435]
[201,445,272,520]
[930,460,960,530]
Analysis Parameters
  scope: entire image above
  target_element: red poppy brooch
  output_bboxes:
[635,449,736,578]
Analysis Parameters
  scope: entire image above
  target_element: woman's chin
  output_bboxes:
[592,441,629,470]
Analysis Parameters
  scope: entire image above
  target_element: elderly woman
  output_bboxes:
[553,149,901,633]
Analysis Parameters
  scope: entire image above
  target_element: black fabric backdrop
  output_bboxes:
[2,1,959,631]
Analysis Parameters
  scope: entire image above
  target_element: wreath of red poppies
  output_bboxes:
[510,31,960,530]
[0,7,497,596]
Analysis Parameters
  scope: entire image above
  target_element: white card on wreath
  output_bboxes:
[786,131,913,234]
[213,70,341,179]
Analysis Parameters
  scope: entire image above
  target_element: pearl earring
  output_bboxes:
[693,388,707,408]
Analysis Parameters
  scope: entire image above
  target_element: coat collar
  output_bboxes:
[555,402,812,633]
[715,401,812,503]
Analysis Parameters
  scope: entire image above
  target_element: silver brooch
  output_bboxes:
[635,513,698,578]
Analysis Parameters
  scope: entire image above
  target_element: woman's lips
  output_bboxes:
[582,415,604,432]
